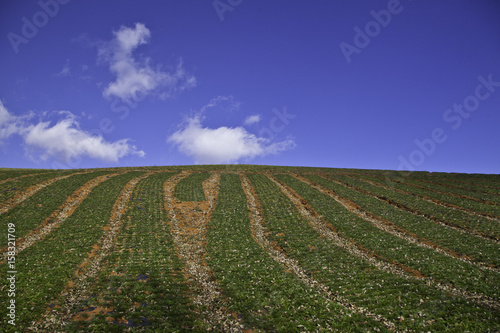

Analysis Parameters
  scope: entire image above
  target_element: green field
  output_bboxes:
[0,165,499,332]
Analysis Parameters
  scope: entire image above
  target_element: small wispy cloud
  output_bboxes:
[244,114,261,125]
[99,23,196,102]
[0,101,144,163]
[54,59,71,77]
[168,98,295,164]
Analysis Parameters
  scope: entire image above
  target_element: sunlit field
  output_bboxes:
[1,165,499,332]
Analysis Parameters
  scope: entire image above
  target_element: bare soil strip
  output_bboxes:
[38,172,153,330]
[240,174,397,331]
[352,174,500,225]
[0,171,90,215]
[0,172,121,263]
[322,174,500,251]
[164,171,243,332]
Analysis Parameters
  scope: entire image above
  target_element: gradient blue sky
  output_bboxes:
[1,0,499,173]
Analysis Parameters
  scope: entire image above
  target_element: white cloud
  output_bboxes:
[0,102,24,142]
[55,59,71,77]
[0,101,12,126]
[0,101,144,163]
[168,115,295,164]
[100,23,196,101]
[244,114,261,125]
[200,96,241,113]
[23,117,144,162]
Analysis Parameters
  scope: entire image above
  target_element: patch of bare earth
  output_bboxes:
[164,171,243,332]
[294,174,500,310]
[0,172,121,264]
[240,174,397,331]
[0,171,91,215]
[33,172,153,331]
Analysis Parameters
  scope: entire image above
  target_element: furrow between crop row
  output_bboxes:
[0,172,122,263]
[165,172,243,332]
[241,175,397,331]
[37,172,153,330]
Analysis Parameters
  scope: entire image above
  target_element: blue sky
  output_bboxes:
[1,0,499,173]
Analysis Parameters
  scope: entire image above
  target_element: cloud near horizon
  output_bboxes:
[168,113,295,164]
[0,102,144,163]
[100,23,196,102]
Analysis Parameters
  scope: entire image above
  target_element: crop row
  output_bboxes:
[368,173,500,217]
[316,173,500,266]
[0,170,80,205]
[0,170,116,249]
[399,175,500,197]
[53,172,204,331]
[1,168,498,331]
[0,171,144,331]
[388,171,500,190]
[206,173,385,331]
[246,173,499,331]
[281,173,500,300]
[174,172,211,202]
[387,175,500,206]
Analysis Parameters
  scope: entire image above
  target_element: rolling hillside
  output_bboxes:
[0,165,499,332]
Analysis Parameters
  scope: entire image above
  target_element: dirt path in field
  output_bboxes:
[164,171,244,332]
[240,174,398,331]
[34,172,153,331]
[0,171,91,215]
[297,174,500,273]
[0,172,121,264]
[290,174,500,310]
[349,174,500,228]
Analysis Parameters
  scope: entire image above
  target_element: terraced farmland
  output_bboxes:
[1,166,499,332]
